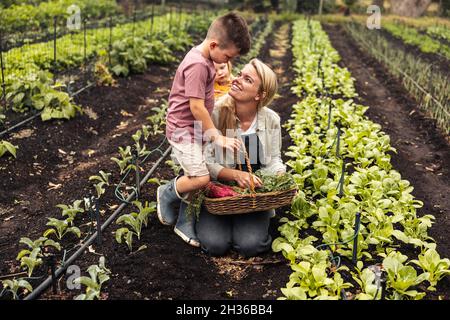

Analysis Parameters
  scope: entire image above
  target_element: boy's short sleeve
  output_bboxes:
[184,63,208,99]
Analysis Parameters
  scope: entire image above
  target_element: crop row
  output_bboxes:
[273,19,449,300]
[382,21,450,60]
[0,0,117,35]
[345,21,449,135]
[0,98,171,300]
[0,12,209,160]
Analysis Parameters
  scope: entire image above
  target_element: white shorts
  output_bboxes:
[168,139,209,177]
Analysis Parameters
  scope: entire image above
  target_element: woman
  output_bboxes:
[197,58,286,257]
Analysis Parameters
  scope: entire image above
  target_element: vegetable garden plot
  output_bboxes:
[273,19,450,300]
[1,10,449,301]
[0,10,211,163]
[323,23,450,259]
[0,52,188,299]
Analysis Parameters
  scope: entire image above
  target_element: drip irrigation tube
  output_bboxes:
[24,146,172,300]
[0,83,94,138]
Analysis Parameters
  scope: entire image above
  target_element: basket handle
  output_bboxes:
[235,136,256,195]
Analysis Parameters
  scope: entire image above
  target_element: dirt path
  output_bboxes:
[323,24,450,262]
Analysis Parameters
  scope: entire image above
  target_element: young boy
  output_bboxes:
[157,12,251,247]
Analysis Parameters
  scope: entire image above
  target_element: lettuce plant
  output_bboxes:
[115,201,156,251]
[383,251,428,300]
[74,256,111,300]
[56,200,84,224]
[1,278,33,300]
[43,218,81,240]
[5,71,81,120]
[0,140,17,158]
[111,146,133,175]
[89,171,111,199]
[410,248,450,291]
[16,237,61,277]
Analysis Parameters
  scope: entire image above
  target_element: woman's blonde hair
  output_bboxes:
[217,58,278,135]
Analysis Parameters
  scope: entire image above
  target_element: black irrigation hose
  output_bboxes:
[24,146,172,300]
[0,112,41,137]
[0,82,94,138]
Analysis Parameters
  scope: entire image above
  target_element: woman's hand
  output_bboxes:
[234,171,263,189]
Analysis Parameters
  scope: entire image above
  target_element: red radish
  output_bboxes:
[206,182,239,198]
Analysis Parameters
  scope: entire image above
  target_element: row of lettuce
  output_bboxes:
[0,12,208,160]
[273,19,449,300]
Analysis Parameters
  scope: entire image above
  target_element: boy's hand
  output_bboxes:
[214,135,241,152]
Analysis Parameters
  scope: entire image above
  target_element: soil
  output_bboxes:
[1,19,449,301]
[0,22,298,300]
[323,23,450,298]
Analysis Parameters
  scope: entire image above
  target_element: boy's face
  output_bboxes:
[209,41,239,64]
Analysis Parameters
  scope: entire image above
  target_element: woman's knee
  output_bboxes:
[233,234,272,258]
[201,238,230,256]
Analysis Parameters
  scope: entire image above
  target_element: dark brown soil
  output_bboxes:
[0,22,298,300]
[323,23,450,299]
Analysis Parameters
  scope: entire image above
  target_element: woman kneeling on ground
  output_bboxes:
[198,58,286,257]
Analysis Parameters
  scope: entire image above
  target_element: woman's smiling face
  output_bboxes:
[229,63,262,103]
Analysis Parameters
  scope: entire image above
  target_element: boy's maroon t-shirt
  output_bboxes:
[166,47,216,142]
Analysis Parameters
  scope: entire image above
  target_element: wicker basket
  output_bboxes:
[204,187,297,215]
[204,139,297,215]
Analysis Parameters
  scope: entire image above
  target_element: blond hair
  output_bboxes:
[217,58,278,136]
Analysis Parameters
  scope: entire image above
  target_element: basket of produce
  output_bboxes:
[203,171,297,215]
[186,141,297,216]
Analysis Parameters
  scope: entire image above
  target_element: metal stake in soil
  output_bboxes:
[0,29,6,110]
[178,0,182,29]
[95,197,102,246]
[326,98,332,131]
[108,16,113,67]
[132,10,137,37]
[83,19,87,71]
[48,255,57,294]
[338,160,345,197]
[352,212,361,264]
[169,6,173,33]
[132,147,140,199]
[53,16,57,84]
[150,3,155,38]
[336,121,342,158]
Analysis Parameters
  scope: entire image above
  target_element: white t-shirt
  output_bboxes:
[241,116,257,135]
